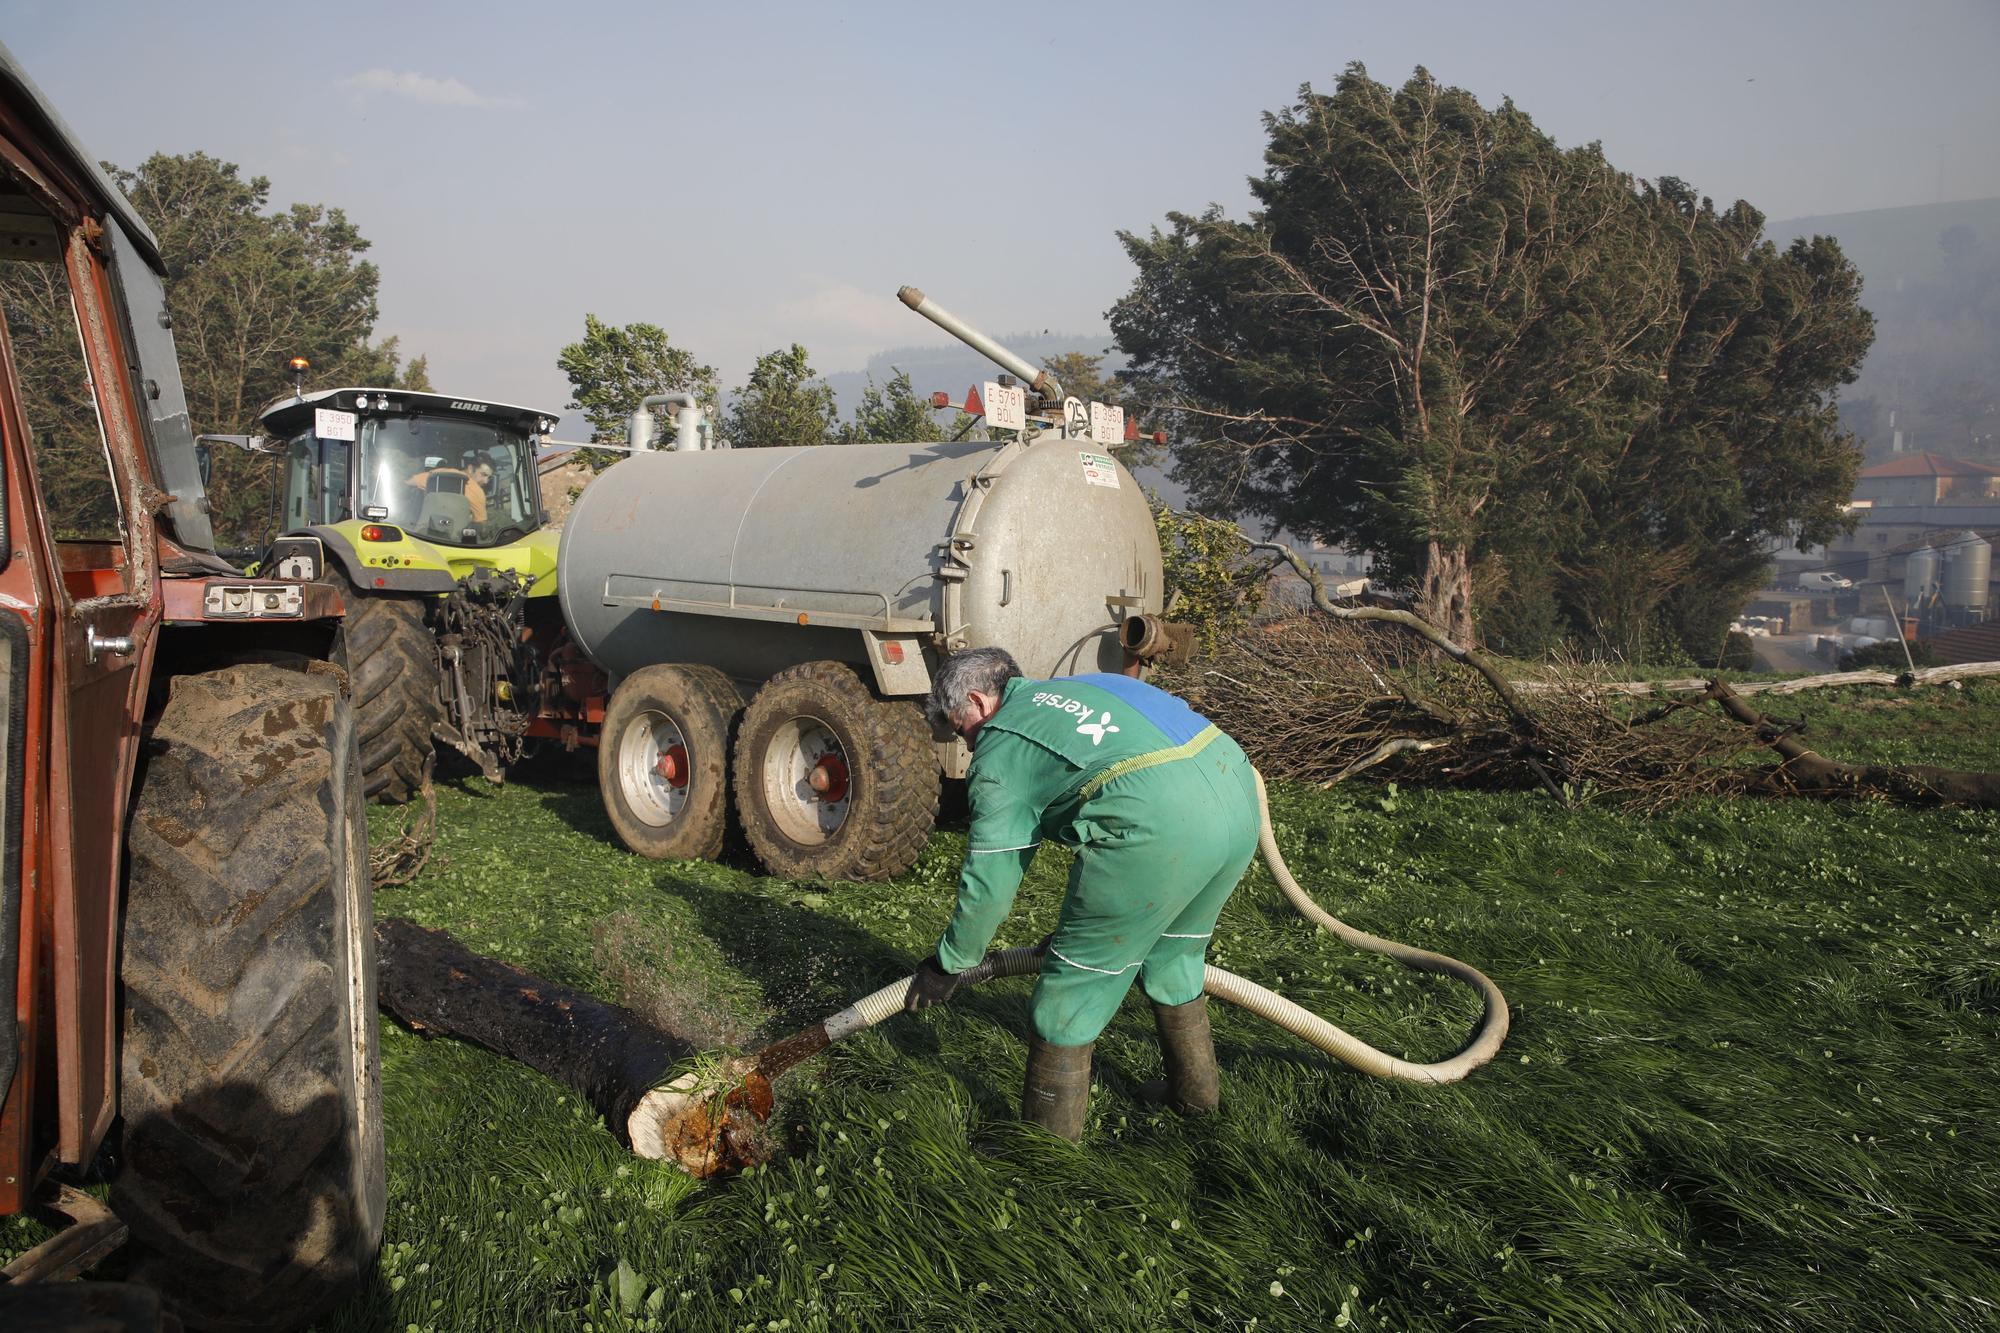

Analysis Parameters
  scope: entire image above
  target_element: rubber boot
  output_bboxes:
[1021,1037,1093,1142]
[1145,996,1220,1115]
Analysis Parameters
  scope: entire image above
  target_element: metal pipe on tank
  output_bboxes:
[626,393,706,452]
[897,286,1063,403]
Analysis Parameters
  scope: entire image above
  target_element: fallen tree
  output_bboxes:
[1159,540,2000,811]
[374,918,694,1146]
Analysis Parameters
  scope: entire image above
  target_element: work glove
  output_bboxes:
[903,955,965,1013]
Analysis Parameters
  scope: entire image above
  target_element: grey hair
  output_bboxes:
[926,646,1022,730]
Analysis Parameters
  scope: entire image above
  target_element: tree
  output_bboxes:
[1112,66,1872,651]
[1551,191,1873,660]
[109,153,423,435]
[557,313,717,453]
[838,369,944,444]
[0,152,427,549]
[725,343,839,448]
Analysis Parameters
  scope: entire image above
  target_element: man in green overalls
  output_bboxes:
[904,647,1261,1141]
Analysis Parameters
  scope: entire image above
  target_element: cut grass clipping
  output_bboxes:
[2,685,1994,1330]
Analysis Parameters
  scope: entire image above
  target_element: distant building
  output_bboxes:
[1852,452,2000,507]
[1822,452,2000,586]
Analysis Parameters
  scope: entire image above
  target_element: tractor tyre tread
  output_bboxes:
[328,571,441,803]
[734,660,938,882]
[599,663,742,861]
[114,662,384,1332]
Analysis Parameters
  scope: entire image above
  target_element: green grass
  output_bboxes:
[5,688,1994,1330]
[1759,680,2000,772]
[303,712,2000,1333]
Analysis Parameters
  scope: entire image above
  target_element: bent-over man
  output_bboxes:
[906,647,1261,1141]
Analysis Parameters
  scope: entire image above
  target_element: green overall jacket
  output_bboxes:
[936,675,1260,1044]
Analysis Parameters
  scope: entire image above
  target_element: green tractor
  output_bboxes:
[258,385,579,798]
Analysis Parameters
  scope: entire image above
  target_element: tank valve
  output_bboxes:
[1121,614,1195,666]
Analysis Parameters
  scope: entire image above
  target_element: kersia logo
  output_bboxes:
[1076,712,1119,745]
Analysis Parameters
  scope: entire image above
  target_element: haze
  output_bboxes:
[9,0,1998,422]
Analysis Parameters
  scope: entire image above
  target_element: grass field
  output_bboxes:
[5,685,1997,1330]
[313,682,1997,1331]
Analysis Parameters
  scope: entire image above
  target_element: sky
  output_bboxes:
[8,0,1999,428]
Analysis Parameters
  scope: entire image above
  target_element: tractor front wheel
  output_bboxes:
[329,569,442,802]
[733,661,938,882]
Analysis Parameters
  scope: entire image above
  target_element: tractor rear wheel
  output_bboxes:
[733,661,938,882]
[115,661,384,1331]
[599,663,742,861]
[329,569,441,802]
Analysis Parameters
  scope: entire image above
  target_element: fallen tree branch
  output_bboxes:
[370,774,439,888]
[1252,541,1536,727]
[1521,661,2000,698]
[1705,678,2000,808]
[1320,737,1449,788]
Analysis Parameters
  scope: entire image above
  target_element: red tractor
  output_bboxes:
[0,44,381,1330]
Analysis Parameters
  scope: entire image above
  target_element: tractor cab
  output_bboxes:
[262,389,556,549]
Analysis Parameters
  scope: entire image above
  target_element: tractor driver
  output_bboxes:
[905,647,1262,1141]
[404,454,494,525]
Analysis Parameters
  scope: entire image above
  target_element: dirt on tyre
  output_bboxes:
[733,660,938,882]
[328,569,441,803]
[115,661,384,1331]
[599,663,742,861]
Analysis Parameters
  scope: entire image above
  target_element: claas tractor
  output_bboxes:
[256,385,599,798]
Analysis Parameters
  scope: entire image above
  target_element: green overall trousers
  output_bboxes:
[935,674,1260,1045]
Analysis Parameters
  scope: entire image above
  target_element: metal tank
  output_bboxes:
[1941,529,1992,620]
[1902,544,1939,607]
[558,431,1162,686]
[560,287,1187,885]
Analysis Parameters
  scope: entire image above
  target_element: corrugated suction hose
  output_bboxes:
[629,770,1510,1163]
[804,769,1508,1084]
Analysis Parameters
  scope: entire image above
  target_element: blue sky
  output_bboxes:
[9,1,1998,425]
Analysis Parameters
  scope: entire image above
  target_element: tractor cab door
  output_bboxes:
[282,432,354,531]
[0,177,159,1193]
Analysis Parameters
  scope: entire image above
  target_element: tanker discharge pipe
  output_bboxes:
[629,770,1510,1173]
[898,286,1064,404]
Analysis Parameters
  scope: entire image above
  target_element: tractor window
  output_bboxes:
[354,414,535,546]
[282,433,350,527]
[0,226,125,543]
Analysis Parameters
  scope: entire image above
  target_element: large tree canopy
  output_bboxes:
[0,151,427,549]
[111,152,425,432]
[1111,65,1873,655]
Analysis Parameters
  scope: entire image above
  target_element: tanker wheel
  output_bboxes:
[599,663,742,861]
[327,568,442,803]
[115,661,384,1332]
[734,660,939,882]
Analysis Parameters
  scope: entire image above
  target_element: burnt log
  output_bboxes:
[373,918,692,1144]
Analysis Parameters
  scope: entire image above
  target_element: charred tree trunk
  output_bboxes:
[373,918,692,1144]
